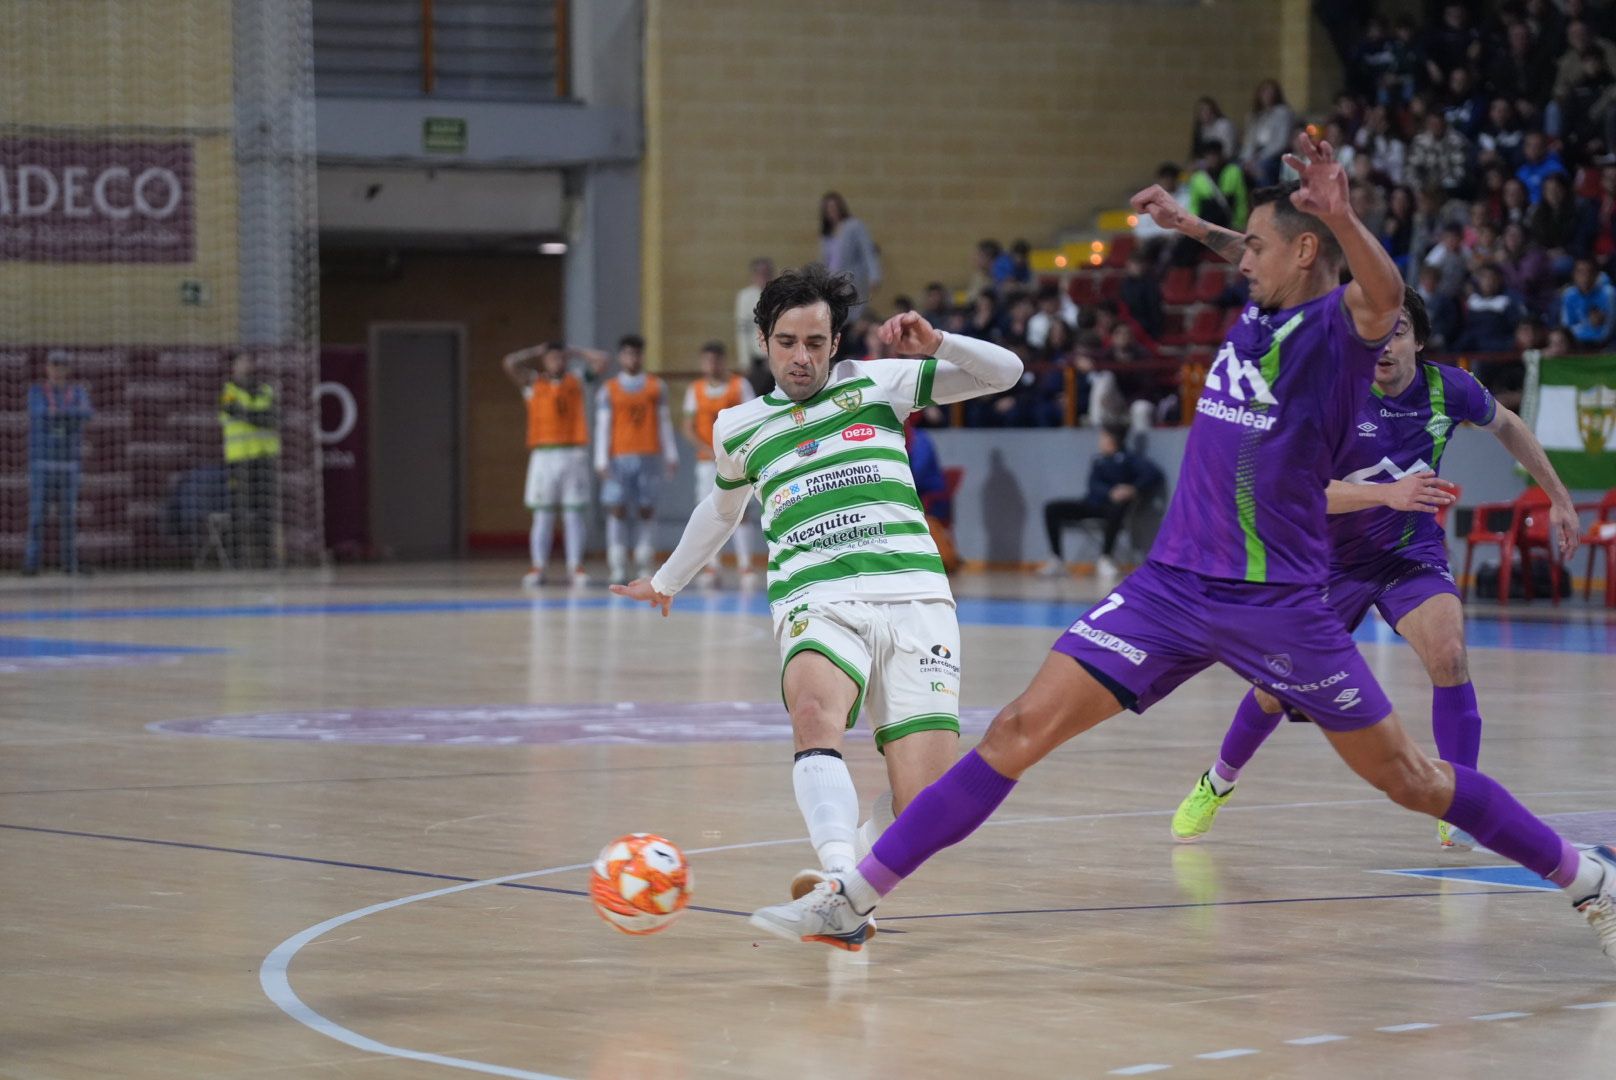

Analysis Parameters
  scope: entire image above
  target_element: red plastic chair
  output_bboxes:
[1162,267,1197,306]
[1577,489,1616,607]
[1194,264,1231,303]
[1436,482,1462,532]
[1461,491,1531,602]
[1517,487,1571,604]
[1105,234,1137,268]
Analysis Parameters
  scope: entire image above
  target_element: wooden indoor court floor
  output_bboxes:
[3,564,1615,1079]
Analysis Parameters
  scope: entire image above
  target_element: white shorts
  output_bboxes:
[774,598,961,753]
[524,447,590,510]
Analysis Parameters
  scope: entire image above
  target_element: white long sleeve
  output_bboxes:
[928,331,1024,403]
[593,385,613,472]
[657,397,678,466]
[650,485,752,596]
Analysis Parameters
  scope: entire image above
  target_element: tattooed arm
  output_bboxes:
[1130,184,1246,261]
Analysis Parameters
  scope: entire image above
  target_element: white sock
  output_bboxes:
[793,752,859,874]
[634,518,656,568]
[1208,762,1238,795]
[561,510,586,572]
[842,870,881,914]
[606,516,627,569]
[1569,852,1607,902]
[530,510,555,570]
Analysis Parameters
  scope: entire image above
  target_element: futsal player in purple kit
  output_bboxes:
[1172,285,1582,849]
[750,133,1616,968]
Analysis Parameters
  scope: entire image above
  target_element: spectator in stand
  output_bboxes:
[1530,0,1569,58]
[965,289,999,341]
[1357,104,1409,183]
[1334,91,1365,138]
[1119,252,1165,341]
[1350,16,1403,100]
[735,256,775,397]
[1134,162,1189,266]
[920,281,953,327]
[1474,162,1511,226]
[1589,164,1616,271]
[1468,215,1504,270]
[1424,222,1472,299]
[1499,221,1558,316]
[1544,323,1575,356]
[891,294,916,315]
[1406,186,1463,279]
[1239,78,1296,185]
[1516,129,1569,201]
[904,419,961,572]
[1478,97,1527,166]
[998,291,1036,353]
[1381,183,1417,266]
[24,351,92,577]
[1034,319,1081,427]
[1088,324,1156,435]
[992,239,1033,293]
[1562,255,1616,344]
[1037,423,1163,579]
[1458,264,1527,352]
[819,191,880,326]
[1478,317,1539,410]
[1191,96,1238,158]
[1558,47,1616,163]
[968,240,1001,297]
[1187,140,1248,229]
[1554,19,1616,100]
[1408,111,1474,198]
[1529,172,1590,269]
[1488,21,1553,104]
[1351,180,1388,237]
[1425,2,1484,86]
[1502,174,1534,227]
[1418,263,1463,351]
[1026,282,1072,350]
[1444,66,1488,137]
[1322,116,1358,174]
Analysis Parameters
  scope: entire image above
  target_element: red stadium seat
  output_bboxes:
[1099,272,1124,301]
[1461,489,1563,604]
[1435,482,1461,532]
[1517,487,1568,604]
[1577,489,1616,607]
[1162,267,1197,306]
[1195,264,1232,303]
[1158,310,1186,343]
[1068,274,1100,306]
[1188,306,1225,345]
[1106,234,1137,268]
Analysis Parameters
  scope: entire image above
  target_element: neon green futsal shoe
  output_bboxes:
[1171,772,1235,843]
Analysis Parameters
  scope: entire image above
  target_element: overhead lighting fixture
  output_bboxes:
[539,241,568,255]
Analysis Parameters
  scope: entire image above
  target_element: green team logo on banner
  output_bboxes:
[832,387,863,413]
[1523,352,1616,488]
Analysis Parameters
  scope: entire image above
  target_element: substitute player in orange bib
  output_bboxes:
[681,341,758,586]
[596,334,679,585]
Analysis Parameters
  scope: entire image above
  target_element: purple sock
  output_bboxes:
[857,749,1016,898]
[1431,682,1482,769]
[1445,764,1578,883]
[1213,690,1284,782]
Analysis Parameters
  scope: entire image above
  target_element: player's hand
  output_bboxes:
[1129,184,1190,233]
[1550,499,1582,560]
[877,311,944,357]
[1381,471,1455,513]
[610,578,673,617]
[1109,484,1137,503]
[1282,131,1350,222]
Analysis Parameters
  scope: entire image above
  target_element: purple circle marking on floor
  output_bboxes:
[149,702,1003,746]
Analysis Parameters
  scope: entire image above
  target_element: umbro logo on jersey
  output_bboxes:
[842,424,876,442]
[1357,421,1378,437]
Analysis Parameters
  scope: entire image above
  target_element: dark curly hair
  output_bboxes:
[752,262,861,339]
[1401,284,1429,350]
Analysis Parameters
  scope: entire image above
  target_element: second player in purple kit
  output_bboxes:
[749,133,1616,972]
[1172,284,1582,847]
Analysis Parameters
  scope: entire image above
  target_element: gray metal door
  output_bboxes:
[369,324,463,559]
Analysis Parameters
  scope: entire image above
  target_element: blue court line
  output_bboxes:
[4,591,1612,654]
[0,636,223,657]
[1374,865,1559,892]
[0,821,1531,924]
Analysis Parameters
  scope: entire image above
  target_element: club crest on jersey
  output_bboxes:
[790,617,809,638]
[832,387,863,413]
[796,439,819,458]
[791,406,807,426]
[843,423,876,442]
[1264,653,1293,677]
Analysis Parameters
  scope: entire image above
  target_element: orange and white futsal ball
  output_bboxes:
[590,833,693,935]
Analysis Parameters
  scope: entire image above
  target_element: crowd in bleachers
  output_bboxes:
[876,0,1616,427]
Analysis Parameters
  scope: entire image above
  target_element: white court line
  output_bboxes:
[1376,1023,1438,1033]
[1471,1012,1532,1021]
[1108,1066,1172,1076]
[260,836,802,1080]
[1195,1048,1258,1060]
[1564,1001,1616,1010]
[1286,1034,1349,1045]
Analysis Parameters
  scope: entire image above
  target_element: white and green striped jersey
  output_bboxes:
[712,358,946,610]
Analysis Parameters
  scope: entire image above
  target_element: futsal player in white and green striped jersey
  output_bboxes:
[613,264,1021,925]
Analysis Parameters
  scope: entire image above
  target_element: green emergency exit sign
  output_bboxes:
[423,117,467,153]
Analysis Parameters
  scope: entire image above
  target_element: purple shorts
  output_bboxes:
[1326,548,1461,633]
[1052,560,1393,731]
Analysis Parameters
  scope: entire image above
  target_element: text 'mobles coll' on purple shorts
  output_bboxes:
[1052,560,1393,731]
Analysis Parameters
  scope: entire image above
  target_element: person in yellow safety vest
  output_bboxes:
[220,352,281,568]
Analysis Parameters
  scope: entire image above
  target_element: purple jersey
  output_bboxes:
[1328,362,1496,568]
[1153,285,1386,583]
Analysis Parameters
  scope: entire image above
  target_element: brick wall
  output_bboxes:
[642,0,1293,377]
